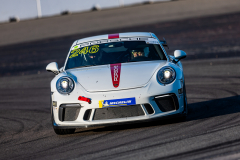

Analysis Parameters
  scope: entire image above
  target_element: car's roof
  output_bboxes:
[71,32,154,47]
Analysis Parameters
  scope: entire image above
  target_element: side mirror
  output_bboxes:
[174,50,186,62]
[46,62,59,75]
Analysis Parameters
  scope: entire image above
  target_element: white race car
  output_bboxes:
[46,32,188,135]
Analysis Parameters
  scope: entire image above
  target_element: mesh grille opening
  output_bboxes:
[59,104,81,121]
[143,104,154,114]
[83,109,92,120]
[93,105,144,120]
[154,94,179,112]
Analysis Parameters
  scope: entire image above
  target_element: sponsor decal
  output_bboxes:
[108,33,119,39]
[145,38,159,44]
[73,45,79,49]
[110,63,121,88]
[99,97,136,108]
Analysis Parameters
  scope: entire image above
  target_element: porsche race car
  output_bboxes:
[46,32,188,135]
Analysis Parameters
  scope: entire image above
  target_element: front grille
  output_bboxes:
[59,104,81,121]
[154,94,179,112]
[93,105,144,120]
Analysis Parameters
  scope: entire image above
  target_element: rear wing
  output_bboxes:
[160,37,169,49]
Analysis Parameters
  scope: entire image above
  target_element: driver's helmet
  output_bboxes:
[131,49,144,58]
[84,46,102,65]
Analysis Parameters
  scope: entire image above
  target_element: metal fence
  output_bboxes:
[0,0,171,23]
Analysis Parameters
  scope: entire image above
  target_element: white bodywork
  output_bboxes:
[49,32,187,129]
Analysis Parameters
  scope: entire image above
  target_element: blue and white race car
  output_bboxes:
[46,32,188,135]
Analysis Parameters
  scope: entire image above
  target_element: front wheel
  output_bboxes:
[54,128,76,135]
[180,84,188,121]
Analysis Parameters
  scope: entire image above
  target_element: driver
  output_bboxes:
[132,49,144,58]
[83,50,102,66]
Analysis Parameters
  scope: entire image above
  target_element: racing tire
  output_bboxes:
[179,84,188,121]
[53,128,76,135]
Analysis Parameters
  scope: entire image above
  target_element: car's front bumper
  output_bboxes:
[51,79,185,129]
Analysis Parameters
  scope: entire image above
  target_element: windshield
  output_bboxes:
[65,40,167,70]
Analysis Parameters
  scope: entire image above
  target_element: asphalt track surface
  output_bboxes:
[1,0,240,47]
[1,4,240,160]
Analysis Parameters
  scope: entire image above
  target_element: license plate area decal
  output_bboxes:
[99,97,136,108]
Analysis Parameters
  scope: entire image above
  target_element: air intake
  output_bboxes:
[143,104,154,114]
[59,104,81,121]
[93,105,144,120]
[154,94,179,112]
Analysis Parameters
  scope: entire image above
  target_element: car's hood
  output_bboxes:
[67,61,166,92]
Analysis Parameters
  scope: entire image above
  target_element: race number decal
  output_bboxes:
[69,45,100,58]
[89,45,99,53]
[69,49,80,58]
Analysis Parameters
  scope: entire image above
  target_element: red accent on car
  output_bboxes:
[110,63,121,88]
[108,33,119,39]
[78,96,91,104]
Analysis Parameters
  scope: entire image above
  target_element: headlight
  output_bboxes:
[157,67,176,85]
[56,77,75,94]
